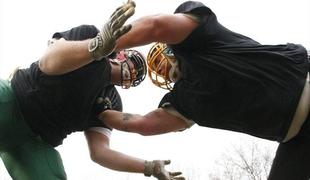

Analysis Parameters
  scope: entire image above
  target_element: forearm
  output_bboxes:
[99,109,188,135]
[85,130,184,179]
[92,146,184,180]
[93,147,145,173]
[85,130,146,174]
[94,151,184,180]
[39,39,93,75]
[99,110,142,132]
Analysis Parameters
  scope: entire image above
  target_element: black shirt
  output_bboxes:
[160,1,309,142]
[11,25,122,146]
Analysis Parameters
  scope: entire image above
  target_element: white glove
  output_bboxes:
[144,160,185,180]
[89,0,135,60]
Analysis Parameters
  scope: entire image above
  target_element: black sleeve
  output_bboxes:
[90,85,122,129]
[158,92,173,108]
[174,1,214,17]
[93,85,122,115]
[88,116,112,131]
[52,24,99,41]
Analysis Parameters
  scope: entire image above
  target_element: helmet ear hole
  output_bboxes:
[147,43,176,90]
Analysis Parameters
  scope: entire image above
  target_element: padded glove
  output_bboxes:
[144,160,185,180]
[89,0,135,60]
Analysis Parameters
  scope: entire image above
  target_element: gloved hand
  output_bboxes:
[144,160,185,180]
[89,0,135,60]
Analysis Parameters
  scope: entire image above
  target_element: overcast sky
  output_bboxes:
[1,0,309,179]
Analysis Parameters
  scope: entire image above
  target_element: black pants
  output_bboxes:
[268,51,310,180]
[268,116,310,180]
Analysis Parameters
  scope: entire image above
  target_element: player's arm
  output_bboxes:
[98,108,189,135]
[84,129,184,179]
[39,0,135,75]
[39,39,92,75]
[85,129,145,172]
[115,13,199,51]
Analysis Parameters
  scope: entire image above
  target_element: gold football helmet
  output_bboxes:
[147,43,180,90]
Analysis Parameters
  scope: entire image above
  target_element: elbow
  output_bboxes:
[89,149,101,163]
[39,54,62,75]
[90,153,100,164]
[88,144,108,164]
[38,60,53,75]
[89,149,109,166]
[90,156,110,169]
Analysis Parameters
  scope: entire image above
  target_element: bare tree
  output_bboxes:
[209,138,276,180]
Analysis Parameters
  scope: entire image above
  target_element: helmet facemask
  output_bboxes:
[147,43,180,90]
[111,50,147,89]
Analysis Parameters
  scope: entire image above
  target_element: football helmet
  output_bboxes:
[147,43,180,90]
[111,49,147,89]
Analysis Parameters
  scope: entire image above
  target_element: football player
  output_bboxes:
[101,1,310,180]
[0,1,184,180]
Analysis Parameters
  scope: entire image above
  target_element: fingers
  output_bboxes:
[170,172,185,180]
[151,160,185,180]
[110,0,135,19]
[111,4,134,23]
[126,0,136,8]
[110,1,135,30]
[170,172,182,176]
[110,6,135,31]
[164,160,171,165]
[173,177,185,180]
[113,24,132,39]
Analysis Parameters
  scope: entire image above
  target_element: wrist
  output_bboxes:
[88,34,105,61]
[144,160,155,177]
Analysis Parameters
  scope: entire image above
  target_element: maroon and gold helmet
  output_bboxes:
[147,43,179,90]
